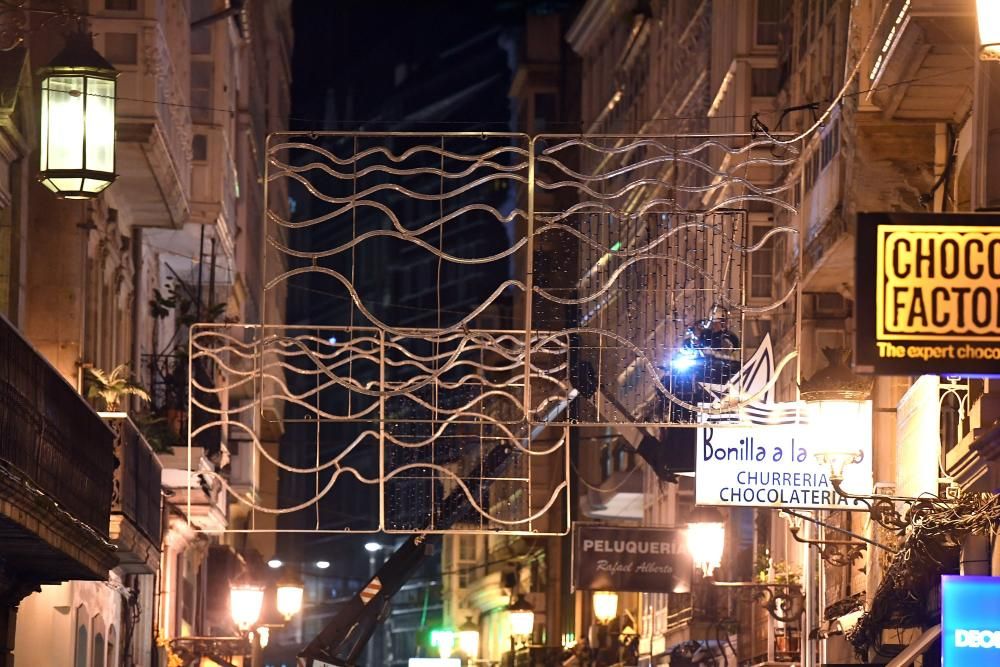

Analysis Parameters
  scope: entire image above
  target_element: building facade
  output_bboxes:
[564,1,998,666]
[0,0,291,665]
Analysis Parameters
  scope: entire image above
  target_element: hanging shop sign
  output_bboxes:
[572,523,691,594]
[694,415,873,509]
[942,575,1000,665]
[856,212,1000,375]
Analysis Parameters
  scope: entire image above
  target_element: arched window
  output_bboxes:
[74,605,88,667]
[92,613,105,667]
[107,625,117,667]
[92,631,105,667]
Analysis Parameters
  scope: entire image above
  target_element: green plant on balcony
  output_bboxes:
[86,364,151,412]
[132,413,182,454]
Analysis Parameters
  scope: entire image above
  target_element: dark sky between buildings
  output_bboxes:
[290,0,575,130]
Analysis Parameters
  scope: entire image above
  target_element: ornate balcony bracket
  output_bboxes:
[787,525,866,567]
[710,582,804,624]
[830,478,955,533]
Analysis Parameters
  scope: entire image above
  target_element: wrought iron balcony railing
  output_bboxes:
[105,414,163,550]
[0,314,114,536]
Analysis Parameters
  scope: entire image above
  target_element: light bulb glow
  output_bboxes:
[979,0,1000,60]
[686,510,725,577]
[256,626,269,649]
[458,619,480,659]
[364,542,382,552]
[431,630,456,659]
[807,398,872,492]
[230,584,264,631]
[277,582,304,620]
[267,558,282,569]
[316,560,330,569]
[508,599,535,639]
[671,346,701,372]
[592,591,619,624]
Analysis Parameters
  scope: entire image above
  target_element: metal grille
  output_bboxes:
[190,132,802,533]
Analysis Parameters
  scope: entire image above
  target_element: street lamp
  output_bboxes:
[230,580,265,632]
[508,596,535,644]
[686,506,725,577]
[978,0,1000,60]
[458,616,480,662]
[592,591,619,625]
[37,31,118,198]
[276,571,305,621]
[800,348,873,491]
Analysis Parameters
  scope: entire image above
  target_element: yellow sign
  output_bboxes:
[876,225,1000,342]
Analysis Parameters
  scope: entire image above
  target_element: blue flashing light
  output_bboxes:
[671,347,700,372]
[327,335,338,345]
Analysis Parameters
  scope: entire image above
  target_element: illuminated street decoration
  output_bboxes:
[190,132,803,535]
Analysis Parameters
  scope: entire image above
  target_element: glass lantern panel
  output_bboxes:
[83,179,112,194]
[84,77,115,174]
[47,177,85,193]
[42,76,85,171]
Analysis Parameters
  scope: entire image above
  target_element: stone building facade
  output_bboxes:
[0,0,291,665]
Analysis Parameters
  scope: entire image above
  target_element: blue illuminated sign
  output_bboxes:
[942,575,1000,665]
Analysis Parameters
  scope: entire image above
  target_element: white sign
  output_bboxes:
[695,418,873,509]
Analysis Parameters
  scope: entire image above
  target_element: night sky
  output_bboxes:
[291,1,572,131]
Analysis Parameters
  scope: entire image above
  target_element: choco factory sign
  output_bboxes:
[856,212,1000,375]
[572,524,691,593]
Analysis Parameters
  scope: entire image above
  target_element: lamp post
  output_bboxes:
[37,30,118,198]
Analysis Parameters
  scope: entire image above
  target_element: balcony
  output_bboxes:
[91,0,192,228]
[158,446,227,532]
[866,0,976,122]
[0,314,117,582]
[102,414,163,574]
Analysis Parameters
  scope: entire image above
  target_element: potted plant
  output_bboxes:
[85,364,151,412]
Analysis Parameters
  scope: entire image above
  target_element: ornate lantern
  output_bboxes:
[38,32,118,198]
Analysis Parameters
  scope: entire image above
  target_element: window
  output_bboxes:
[104,33,137,64]
[190,62,213,124]
[191,27,212,55]
[107,626,117,667]
[105,0,137,9]
[458,535,477,561]
[74,606,88,667]
[93,631,105,667]
[750,224,775,299]
[192,134,208,161]
[755,0,787,45]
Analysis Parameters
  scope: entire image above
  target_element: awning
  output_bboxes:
[885,625,941,667]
